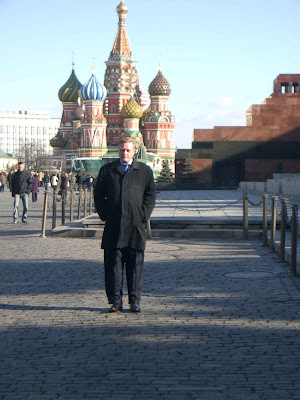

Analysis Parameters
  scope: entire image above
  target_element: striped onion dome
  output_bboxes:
[73,105,84,120]
[50,134,68,149]
[80,69,107,101]
[58,64,82,102]
[148,70,171,96]
[121,96,143,119]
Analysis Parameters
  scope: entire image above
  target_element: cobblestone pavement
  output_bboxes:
[0,190,300,399]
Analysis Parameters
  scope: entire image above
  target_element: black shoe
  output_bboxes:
[130,302,141,313]
[22,220,28,224]
[109,302,123,313]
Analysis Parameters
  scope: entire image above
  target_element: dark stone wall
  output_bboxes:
[176,141,300,188]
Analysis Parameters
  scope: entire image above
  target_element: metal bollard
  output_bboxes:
[290,204,298,275]
[77,189,82,220]
[84,187,88,218]
[70,190,74,221]
[62,191,66,225]
[40,190,49,237]
[52,188,57,230]
[243,193,248,238]
[89,189,93,215]
[262,194,268,246]
[279,199,288,261]
[146,220,152,239]
[270,196,278,252]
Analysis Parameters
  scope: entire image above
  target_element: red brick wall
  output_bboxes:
[245,159,300,181]
[192,159,213,183]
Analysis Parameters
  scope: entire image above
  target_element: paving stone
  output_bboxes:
[0,189,300,399]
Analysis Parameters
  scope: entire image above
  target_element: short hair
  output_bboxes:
[118,136,137,149]
[18,161,24,165]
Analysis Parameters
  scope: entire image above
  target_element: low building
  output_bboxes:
[0,150,18,172]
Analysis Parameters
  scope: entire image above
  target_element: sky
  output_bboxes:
[1,0,300,148]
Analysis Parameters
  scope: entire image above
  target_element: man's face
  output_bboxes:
[118,142,135,164]
[18,163,25,172]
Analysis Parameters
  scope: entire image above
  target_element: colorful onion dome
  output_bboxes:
[50,134,68,149]
[121,96,143,119]
[148,70,171,96]
[73,105,84,120]
[116,0,128,14]
[80,70,107,101]
[58,64,82,102]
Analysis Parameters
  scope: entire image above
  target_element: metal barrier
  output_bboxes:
[40,187,299,275]
[40,187,94,238]
[244,192,299,275]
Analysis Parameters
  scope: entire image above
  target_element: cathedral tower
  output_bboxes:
[120,95,144,145]
[104,0,140,146]
[56,64,82,150]
[144,67,176,172]
[79,68,108,158]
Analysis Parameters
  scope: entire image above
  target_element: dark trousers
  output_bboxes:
[104,248,144,305]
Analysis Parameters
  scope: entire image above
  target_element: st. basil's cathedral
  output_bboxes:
[50,0,176,177]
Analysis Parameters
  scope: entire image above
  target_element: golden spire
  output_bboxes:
[116,0,128,14]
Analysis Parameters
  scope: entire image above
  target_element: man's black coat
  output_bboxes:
[94,159,156,250]
[11,170,32,197]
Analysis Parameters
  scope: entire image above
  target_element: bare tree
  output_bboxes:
[17,140,50,171]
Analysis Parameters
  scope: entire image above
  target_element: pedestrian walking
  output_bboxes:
[60,173,68,199]
[0,172,6,192]
[94,137,156,313]
[7,169,15,192]
[38,171,44,187]
[11,161,32,223]
[43,172,51,190]
[32,174,39,202]
[51,174,58,190]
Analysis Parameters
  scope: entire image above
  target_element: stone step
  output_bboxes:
[151,229,262,239]
[52,226,262,239]
[150,223,264,230]
[83,217,275,231]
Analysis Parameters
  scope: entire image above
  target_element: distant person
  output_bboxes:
[51,174,58,189]
[43,172,51,190]
[38,171,44,187]
[11,161,32,223]
[76,173,82,189]
[0,172,6,192]
[71,174,76,190]
[32,174,39,202]
[7,169,15,192]
[60,173,68,199]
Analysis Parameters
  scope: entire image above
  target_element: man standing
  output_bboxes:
[11,161,32,224]
[94,137,156,313]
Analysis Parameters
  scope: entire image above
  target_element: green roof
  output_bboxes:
[0,150,15,158]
